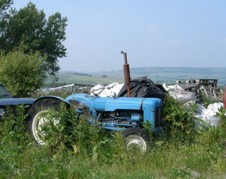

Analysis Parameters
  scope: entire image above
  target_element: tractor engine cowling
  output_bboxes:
[66,93,162,130]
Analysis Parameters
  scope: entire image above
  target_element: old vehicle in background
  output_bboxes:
[0,84,35,118]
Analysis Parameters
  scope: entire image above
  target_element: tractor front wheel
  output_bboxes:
[122,128,151,154]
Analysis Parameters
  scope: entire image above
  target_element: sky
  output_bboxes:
[13,0,226,72]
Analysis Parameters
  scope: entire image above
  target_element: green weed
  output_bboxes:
[0,102,226,178]
[162,96,199,144]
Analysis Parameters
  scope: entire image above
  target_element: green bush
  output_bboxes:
[162,95,200,143]
[0,49,46,97]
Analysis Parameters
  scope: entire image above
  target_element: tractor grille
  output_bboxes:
[155,107,162,128]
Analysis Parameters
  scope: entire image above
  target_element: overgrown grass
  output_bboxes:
[0,99,226,178]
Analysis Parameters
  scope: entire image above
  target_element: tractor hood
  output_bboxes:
[0,98,35,106]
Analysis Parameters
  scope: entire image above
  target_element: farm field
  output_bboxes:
[45,72,123,86]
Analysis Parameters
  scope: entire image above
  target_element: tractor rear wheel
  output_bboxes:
[28,98,68,145]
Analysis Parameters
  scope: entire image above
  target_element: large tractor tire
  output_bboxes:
[122,128,151,154]
[28,98,69,145]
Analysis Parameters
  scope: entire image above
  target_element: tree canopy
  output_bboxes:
[0,1,67,76]
[0,0,13,44]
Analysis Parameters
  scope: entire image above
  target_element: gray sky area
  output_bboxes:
[13,0,226,72]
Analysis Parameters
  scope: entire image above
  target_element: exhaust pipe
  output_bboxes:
[121,51,131,97]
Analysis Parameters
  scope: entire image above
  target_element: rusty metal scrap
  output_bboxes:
[176,79,223,102]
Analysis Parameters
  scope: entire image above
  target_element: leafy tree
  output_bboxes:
[0,0,12,10]
[0,2,67,76]
[0,0,12,18]
[0,49,46,97]
[0,0,13,44]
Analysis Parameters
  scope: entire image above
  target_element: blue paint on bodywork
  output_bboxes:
[0,84,35,106]
[0,98,35,106]
[66,93,162,129]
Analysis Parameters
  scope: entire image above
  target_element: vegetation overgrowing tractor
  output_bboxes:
[27,52,163,153]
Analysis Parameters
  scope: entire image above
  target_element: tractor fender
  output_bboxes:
[29,96,71,113]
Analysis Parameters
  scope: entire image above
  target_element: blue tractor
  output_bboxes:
[28,94,162,153]
[28,52,164,153]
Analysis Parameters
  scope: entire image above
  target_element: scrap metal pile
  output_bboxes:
[175,79,223,102]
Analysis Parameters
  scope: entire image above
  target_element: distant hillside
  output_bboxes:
[53,67,226,86]
[91,67,226,86]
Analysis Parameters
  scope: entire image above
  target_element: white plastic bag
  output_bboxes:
[195,102,224,127]
[90,82,123,97]
[163,83,196,103]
